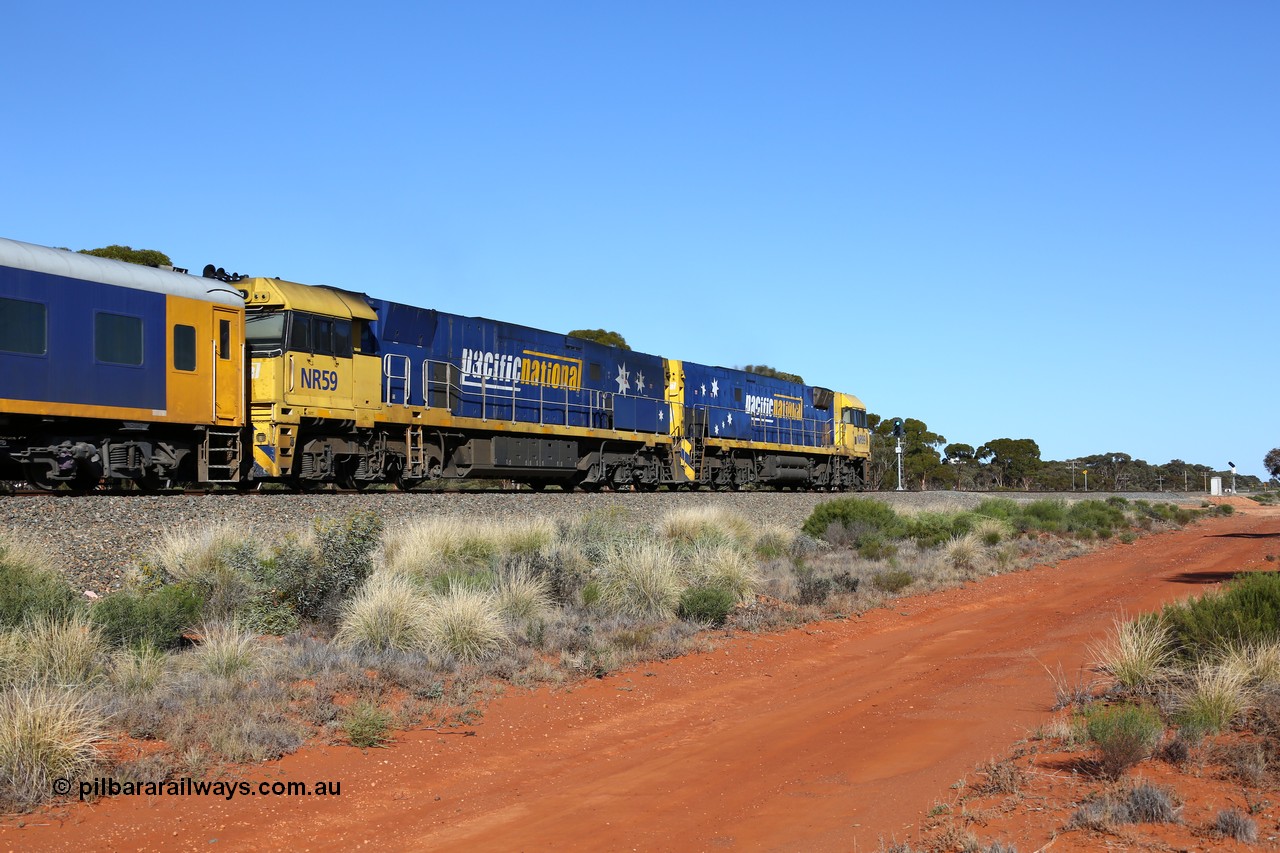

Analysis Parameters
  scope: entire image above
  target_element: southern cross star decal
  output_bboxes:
[700,384,706,396]
[710,379,719,398]
[615,364,630,395]
[727,412,733,425]
[658,410,664,422]
[634,371,645,393]
[714,424,721,436]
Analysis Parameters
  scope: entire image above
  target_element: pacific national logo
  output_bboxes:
[460,348,582,392]
[745,393,804,421]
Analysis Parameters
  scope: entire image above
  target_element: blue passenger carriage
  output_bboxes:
[0,238,246,489]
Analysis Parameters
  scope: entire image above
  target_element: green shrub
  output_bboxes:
[0,540,81,628]
[344,700,391,748]
[678,586,737,625]
[1160,571,1280,660]
[91,584,204,650]
[856,535,897,560]
[1064,501,1128,539]
[802,498,900,540]
[872,570,914,593]
[1084,702,1163,778]
[902,512,975,548]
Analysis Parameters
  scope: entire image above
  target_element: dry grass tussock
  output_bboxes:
[381,516,556,578]
[1175,660,1255,735]
[150,523,261,584]
[18,613,107,687]
[943,534,982,574]
[188,622,267,680]
[600,542,684,619]
[0,531,57,574]
[334,573,433,652]
[492,567,552,624]
[1217,640,1280,687]
[1090,616,1172,690]
[683,541,761,603]
[657,506,755,550]
[424,583,507,662]
[0,684,105,810]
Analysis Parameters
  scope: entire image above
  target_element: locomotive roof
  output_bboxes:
[0,236,245,308]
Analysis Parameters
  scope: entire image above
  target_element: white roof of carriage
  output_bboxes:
[0,236,245,308]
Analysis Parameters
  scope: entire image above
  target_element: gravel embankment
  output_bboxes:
[0,490,1207,595]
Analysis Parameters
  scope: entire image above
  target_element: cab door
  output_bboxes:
[212,307,243,425]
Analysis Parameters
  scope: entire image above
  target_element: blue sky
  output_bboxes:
[4,2,1276,477]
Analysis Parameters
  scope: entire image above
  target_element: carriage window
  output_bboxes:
[734,387,743,403]
[173,325,197,371]
[0,297,46,355]
[95,313,143,365]
[218,320,231,360]
[589,363,601,382]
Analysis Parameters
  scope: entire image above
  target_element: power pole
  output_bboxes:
[1155,474,1164,492]
[1067,460,1079,491]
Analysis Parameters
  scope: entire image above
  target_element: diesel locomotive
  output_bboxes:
[0,236,870,492]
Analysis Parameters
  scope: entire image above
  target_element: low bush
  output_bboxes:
[0,537,81,628]
[344,700,391,748]
[872,570,914,594]
[1215,808,1258,843]
[1160,571,1280,659]
[1084,702,1163,778]
[678,586,737,626]
[91,583,204,650]
[802,498,900,541]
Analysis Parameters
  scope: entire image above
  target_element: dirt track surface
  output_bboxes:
[22,505,1280,852]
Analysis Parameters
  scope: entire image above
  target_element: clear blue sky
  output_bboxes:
[4,2,1276,478]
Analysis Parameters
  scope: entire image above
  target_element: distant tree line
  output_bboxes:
[867,413,1272,492]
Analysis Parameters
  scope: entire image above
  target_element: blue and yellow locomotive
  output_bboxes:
[0,236,869,491]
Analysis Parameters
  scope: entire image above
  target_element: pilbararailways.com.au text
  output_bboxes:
[63,777,342,801]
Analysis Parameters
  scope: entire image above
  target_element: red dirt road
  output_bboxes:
[21,506,1280,852]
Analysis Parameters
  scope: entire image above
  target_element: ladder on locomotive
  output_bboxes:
[199,427,243,483]
[405,425,427,479]
[687,405,710,483]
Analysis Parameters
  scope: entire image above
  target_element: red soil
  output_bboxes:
[15,505,1280,852]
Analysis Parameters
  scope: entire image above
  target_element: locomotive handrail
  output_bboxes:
[382,354,411,407]
[287,354,295,392]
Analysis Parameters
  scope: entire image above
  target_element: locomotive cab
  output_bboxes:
[240,278,378,484]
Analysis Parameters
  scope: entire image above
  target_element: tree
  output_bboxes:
[740,364,805,384]
[943,443,975,490]
[979,438,1041,490]
[1265,448,1280,480]
[901,418,947,490]
[79,245,172,267]
[567,329,629,350]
